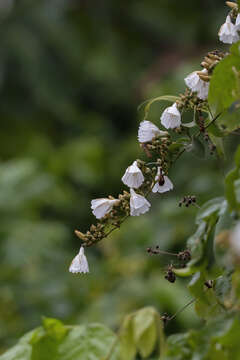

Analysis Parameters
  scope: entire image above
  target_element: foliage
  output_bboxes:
[1,1,240,360]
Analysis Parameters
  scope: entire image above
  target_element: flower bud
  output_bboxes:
[226,1,238,9]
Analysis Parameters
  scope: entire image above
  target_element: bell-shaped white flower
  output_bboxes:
[122,160,144,189]
[160,103,181,129]
[130,188,151,216]
[91,198,119,219]
[138,120,168,143]
[218,15,239,44]
[230,223,240,256]
[152,168,173,193]
[235,13,240,31]
[184,69,209,100]
[69,246,89,274]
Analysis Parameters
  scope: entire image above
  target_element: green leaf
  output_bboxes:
[225,168,240,211]
[188,272,222,320]
[215,271,233,306]
[0,344,32,360]
[214,201,234,268]
[119,315,136,360]
[196,197,224,224]
[185,137,205,158]
[208,41,240,131]
[133,307,158,358]
[42,318,68,341]
[208,134,225,158]
[234,145,240,167]
[0,320,118,360]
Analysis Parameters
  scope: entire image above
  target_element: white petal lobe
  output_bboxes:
[160,103,181,129]
[184,70,209,100]
[69,246,89,274]
[122,160,144,189]
[218,15,239,44]
[138,120,168,143]
[152,168,173,193]
[91,198,119,219]
[130,188,151,216]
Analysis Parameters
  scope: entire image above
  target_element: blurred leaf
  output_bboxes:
[185,137,205,158]
[225,168,240,212]
[196,197,224,224]
[208,41,240,132]
[189,272,222,320]
[0,319,118,360]
[119,315,136,360]
[214,201,234,268]
[208,134,225,158]
[133,307,158,358]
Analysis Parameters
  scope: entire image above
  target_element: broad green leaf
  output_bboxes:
[188,272,222,320]
[196,197,224,224]
[185,137,205,158]
[215,271,233,306]
[234,145,240,167]
[42,317,68,341]
[119,314,136,360]
[225,168,240,211]
[207,122,226,138]
[208,134,225,158]
[208,41,240,131]
[133,307,158,358]
[0,345,32,360]
[214,201,234,268]
[187,222,207,268]
[0,319,118,360]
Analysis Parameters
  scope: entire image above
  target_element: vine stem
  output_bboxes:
[88,140,189,247]
[168,298,196,321]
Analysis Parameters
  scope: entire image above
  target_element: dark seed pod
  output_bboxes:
[165,266,176,283]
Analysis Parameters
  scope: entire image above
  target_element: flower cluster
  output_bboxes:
[218,2,240,44]
[69,3,236,274]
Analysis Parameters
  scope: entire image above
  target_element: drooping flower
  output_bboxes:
[160,103,181,129]
[122,160,144,189]
[184,69,209,100]
[130,188,151,216]
[218,15,239,44]
[230,223,240,256]
[138,120,168,143]
[152,167,173,193]
[91,198,119,219]
[69,246,89,274]
[235,13,240,31]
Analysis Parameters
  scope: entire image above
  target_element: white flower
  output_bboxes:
[184,69,209,100]
[230,223,240,256]
[152,168,173,193]
[160,103,181,129]
[130,188,151,216]
[91,198,119,219]
[235,13,240,31]
[218,15,239,44]
[69,246,89,274]
[122,160,144,189]
[138,120,168,143]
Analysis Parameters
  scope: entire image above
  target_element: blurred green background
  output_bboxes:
[0,0,233,353]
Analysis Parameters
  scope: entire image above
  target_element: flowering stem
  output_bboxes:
[168,298,196,322]
[205,112,222,130]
